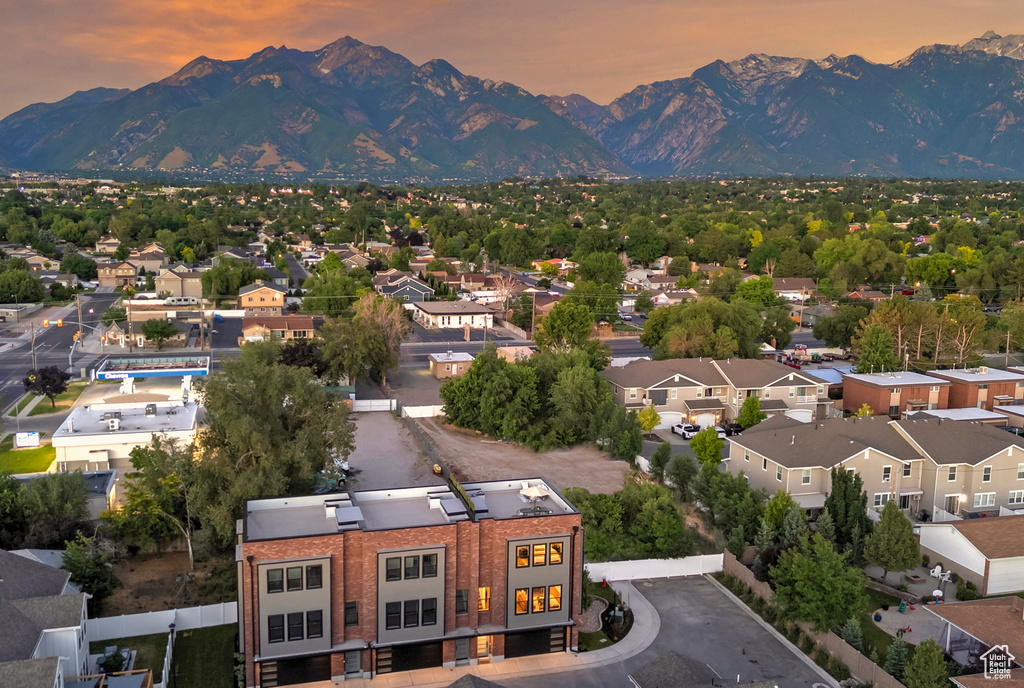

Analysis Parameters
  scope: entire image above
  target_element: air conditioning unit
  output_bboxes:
[145,403,157,417]
[108,418,120,431]
[913,494,921,501]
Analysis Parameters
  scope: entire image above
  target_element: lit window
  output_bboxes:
[548,585,562,611]
[422,553,438,578]
[307,610,323,639]
[268,615,285,643]
[267,569,284,594]
[532,587,546,613]
[549,543,563,565]
[515,589,529,615]
[533,544,546,566]
[287,567,302,592]
[422,598,437,626]
[385,558,401,582]
[516,546,530,568]
[478,587,490,612]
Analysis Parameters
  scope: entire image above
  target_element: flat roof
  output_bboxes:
[429,352,474,363]
[53,401,199,440]
[994,405,1024,418]
[929,367,1024,384]
[95,356,210,379]
[907,408,1007,422]
[245,477,577,541]
[413,301,494,315]
[843,371,948,387]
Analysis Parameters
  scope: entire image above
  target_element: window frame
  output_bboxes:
[404,555,420,580]
[267,568,284,594]
[532,543,547,566]
[305,565,323,590]
[801,469,811,485]
[874,493,890,508]
[286,567,303,592]
[385,602,401,630]
[422,553,438,578]
[973,492,995,508]
[549,543,563,565]
[404,600,419,628]
[548,585,562,612]
[455,590,469,615]
[307,610,323,639]
[1009,490,1024,505]
[515,546,530,568]
[532,587,546,613]
[948,466,957,482]
[287,612,304,641]
[268,614,285,643]
[385,557,401,582]
[478,587,490,612]
[344,601,358,627]
[882,466,892,483]
[515,588,529,615]
[422,598,437,626]
[904,463,912,477]
[983,466,992,483]
[776,465,783,482]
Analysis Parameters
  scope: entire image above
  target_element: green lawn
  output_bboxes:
[578,629,613,651]
[0,433,55,473]
[90,633,168,684]
[171,625,237,688]
[7,394,34,417]
[860,588,901,663]
[27,381,88,416]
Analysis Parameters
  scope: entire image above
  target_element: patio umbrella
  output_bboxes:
[520,485,549,502]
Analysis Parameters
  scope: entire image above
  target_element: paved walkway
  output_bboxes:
[335,580,660,688]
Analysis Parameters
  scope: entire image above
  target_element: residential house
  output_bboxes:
[465,276,526,304]
[240,316,317,344]
[843,288,889,303]
[530,258,577,276]
[373,270,434,303]
[927,597,1024,674]
[928,367,1024,411]
[622,269,657,290]
[496,347,537,363]
[261,266,291,289]
[127,249,166,273]
[918,517,1024,596]
[412,301,494,329]
[105,318,193,349]
[342,252,371,271]
[97,262,138,289]
[0,550,91,679]
[95,237,120,254]
[154,269,202,299]
[843,371,951,417]
[428,351,474,379]
[645,275,679,292]
[23,254,59,273]
[772,277,816,302]
[237,478,582,685]
[601,358,830,430]
[239,281,287,316]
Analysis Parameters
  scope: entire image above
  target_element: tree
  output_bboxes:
[23,366,71,408]
[763,489,799,536]
[140,318,178,350]
[351,293,410,387]
[634,290,654,314]
[865,500,920,585]
[534,300,593,352]
[637,404,660,432]
[113,244,130,261]
[854,403,874,417]
[280,339,321,373]
[855,323,901,373]
[733,275,776,307]
[23,471,90,548]
[762,304,797,349]
[63,533,121,615]
[0,269,45,302]
[772,533,867,632]
[0,473,28,549]
[903,639,948,688]
[884,637,910,679]
[780,504,809,550]
[101,306,127,327]
[816,507,836,544]
[690,427,724,468]
[578,251,625,285]
[60,251,98,281]
[650,442,672,482]
[665,454,698,500]
[824,466,871,550]
[813,304,871,349]
[738,395,767,429]
[840,617,864,652]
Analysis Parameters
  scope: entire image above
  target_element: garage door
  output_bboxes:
[384,642,443,673]
[655,412,682,430]
[785,408,813,423]
[987,557,1024,594]
[694,413,718,430]
[267,654,331,686]
[505,627,566,658]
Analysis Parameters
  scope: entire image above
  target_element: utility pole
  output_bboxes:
[1007,330,1012,369]
[531,291,537,337]
[30,322,37,370]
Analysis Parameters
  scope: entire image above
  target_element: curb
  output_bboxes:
[703,574,840,688]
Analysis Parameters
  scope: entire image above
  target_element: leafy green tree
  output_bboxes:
[23,366,71,408]
[690,427,724,468]
[763,489,799,536]
[302,269,369,316]
[637,404,660,432]
[508,293,534,331]
[0,269,45,302]
[840,617,864,652]
[865,500,920,584]
[113,244,130,261]
[855,323,901,373]
[624,228,666,266]
[738,395,767,429]
[63,533,121,615]
[884,637,910,679]
[101,306,127,326]
[569,280,620,321]
[641,297,762,359]
[141,318,178,350]
[23,471,90,549]
[824,466,871,550]
[578,251,625,285]
[772,533,867,632]
[534,300,593,352]
[728,525,747,558]
[650,442,672,482]
[634,290,654,314]
[813,304,871,349]
[0,473,28,548]
[761,304,797,349]
[733,275,776,307]
[548,365,605,444]
[903,639,948,688]
[60,251,98,281]
[665,454,698,500]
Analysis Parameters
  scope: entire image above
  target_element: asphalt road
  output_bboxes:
[284,254,309,285]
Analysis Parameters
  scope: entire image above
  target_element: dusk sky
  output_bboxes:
[3,0,1024,120]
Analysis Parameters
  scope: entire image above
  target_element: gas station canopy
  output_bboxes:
[95,356,211,380]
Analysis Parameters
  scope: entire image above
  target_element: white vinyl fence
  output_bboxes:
[586,554,723,582]
[401,405,445,418]
[933,507,962,522]
[87,602,237,641]
[351,398,397,412]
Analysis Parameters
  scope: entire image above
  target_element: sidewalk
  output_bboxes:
[336,580,660,688]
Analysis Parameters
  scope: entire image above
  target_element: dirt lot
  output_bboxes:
[414,419,628,494]
[103,552,235,617]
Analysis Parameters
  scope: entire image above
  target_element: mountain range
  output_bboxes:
[4,32,1024,181]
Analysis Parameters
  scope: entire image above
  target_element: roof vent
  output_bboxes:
[979,366,989,375]
[791,435,795,445]
[145,403,157,417]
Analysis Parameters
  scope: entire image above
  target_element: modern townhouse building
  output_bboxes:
[239,281,287,317]
[927,367,1024,411]
[842,371,951,417]
[602,358,830,430]
[237,478,582,687]
[725,414,1024,519]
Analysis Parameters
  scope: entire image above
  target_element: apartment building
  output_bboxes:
[726,414,1024,519]
[842,371,950,417]
[927,367,1024,410]
[602,358,830,430]
[239,281,287,316]
[237,478,582,687]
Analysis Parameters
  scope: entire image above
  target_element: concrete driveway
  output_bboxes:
[502,577,833,688]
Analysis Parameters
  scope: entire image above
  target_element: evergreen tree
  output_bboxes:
[816,507,836,544]
[840,617,863,652]
[903,639,948,688]
[650,442,672,482]
[772,533,867,632]
[884,637,910,679]
[824,466,871,549]
[865,500,920,584]
[728,525,747,559]
[780,504,809,550]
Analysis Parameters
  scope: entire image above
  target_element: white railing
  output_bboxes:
[87,602,237,642]
[351,398,397,412]
[585,554,723,582]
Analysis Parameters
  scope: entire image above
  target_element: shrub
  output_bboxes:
[829,658,851,681]
[814,648,831,668]
[800,634,815,654]
[922,554,930,567]
[956,579,980,601]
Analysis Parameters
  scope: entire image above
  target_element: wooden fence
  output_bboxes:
[721,551,908,688]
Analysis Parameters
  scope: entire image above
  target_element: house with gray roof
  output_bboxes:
[601,358,830,430]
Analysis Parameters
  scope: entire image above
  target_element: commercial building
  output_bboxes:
[428,352,474,380]
[411,302,494,329]
[927,367,1024,411]
[237,478,582,686]
[842,371,950,417]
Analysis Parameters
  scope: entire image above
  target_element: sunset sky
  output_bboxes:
[3,0,1024,119]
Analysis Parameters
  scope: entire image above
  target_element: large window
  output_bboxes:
[532,544,546,566]
[267,569,284,594]
[456,590,469,615]
[404,600,419,628]
[385,602,401,630]
[287,567,303,592]
[532,587,546,613]
[1010,490,1024,505]
[422,598,437,626]
[548,585,562,612]
[422,553,438,578]
[306,565,323,590]
[287,612,304,641]
[268,615,285,643]
[549,543,563,565]
[973,492,995,508]
[478,587,490,612]
[515,589,529,615]
[516,546,530,568]
[307,610,323,639]
[385,557,401,582]
[404,556,420,580]
[874,493,890,508]
[345,602,358,627]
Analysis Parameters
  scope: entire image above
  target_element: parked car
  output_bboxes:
[724,423,743,436]
[713,426,728,439]
[671,423,701,439]
[618,311,632,321]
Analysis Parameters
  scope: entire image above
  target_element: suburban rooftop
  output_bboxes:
[53,401,199,439]
[843,371,948,387]
[244,477,577,541]
[928,367,1024,384]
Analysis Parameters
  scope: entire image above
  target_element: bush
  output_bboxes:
[828,658,851,681]
[814,648,831,668]
[956,579,980,601]
[799,634,815,654]
[922,554,930,567]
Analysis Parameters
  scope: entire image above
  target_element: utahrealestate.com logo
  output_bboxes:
[981,645,1014,680]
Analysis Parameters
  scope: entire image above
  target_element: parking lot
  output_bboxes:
[408,322,515,344]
